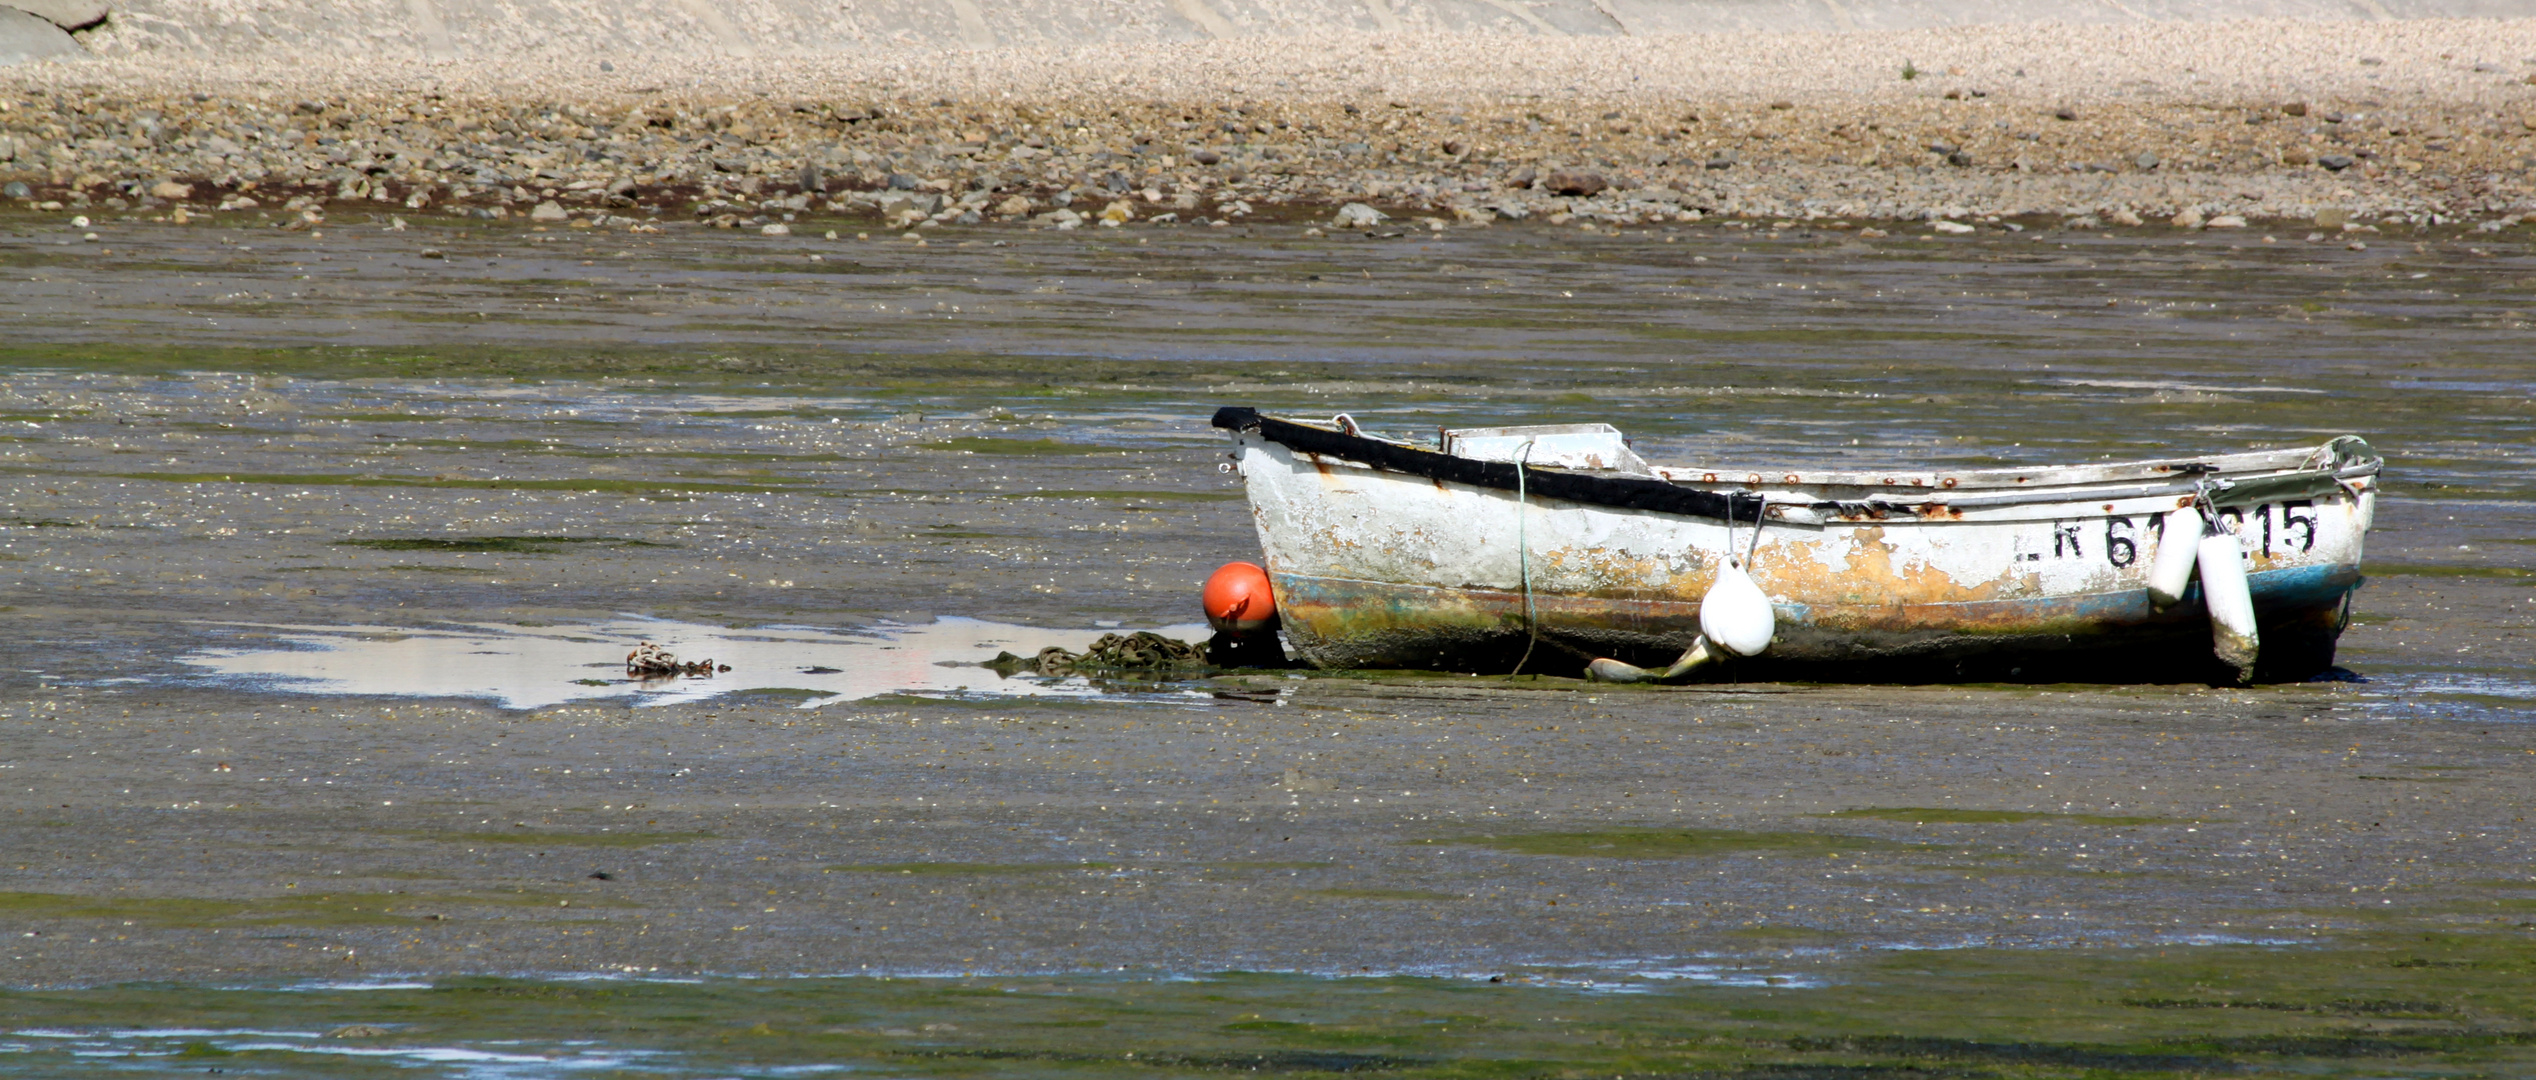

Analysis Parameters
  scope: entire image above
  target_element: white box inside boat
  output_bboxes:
[1439,423,1652,474]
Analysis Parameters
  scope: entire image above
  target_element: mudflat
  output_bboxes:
[2,211,2532,1075]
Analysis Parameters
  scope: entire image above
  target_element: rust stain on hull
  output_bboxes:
[1273,565,2360,683]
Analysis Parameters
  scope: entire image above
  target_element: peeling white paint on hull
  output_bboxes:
[1214,409,2377,684]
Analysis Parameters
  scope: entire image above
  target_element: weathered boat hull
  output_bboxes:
[1215,409,2378,684]
[1267,565,2357,683]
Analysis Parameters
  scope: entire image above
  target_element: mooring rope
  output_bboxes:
[1744,495,1766,569]
[1511,439,1541,677]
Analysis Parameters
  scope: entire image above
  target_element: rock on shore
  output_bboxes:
[4,23,2533,229]
[0,6,83,67]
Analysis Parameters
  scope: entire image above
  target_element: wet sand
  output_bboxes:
[2,214,2532,1072]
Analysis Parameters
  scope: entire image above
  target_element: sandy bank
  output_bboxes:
[5,21,2535,226]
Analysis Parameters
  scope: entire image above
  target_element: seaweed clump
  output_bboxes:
[988,632,1206,676]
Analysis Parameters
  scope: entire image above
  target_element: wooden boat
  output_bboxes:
[1210,407,2380,684]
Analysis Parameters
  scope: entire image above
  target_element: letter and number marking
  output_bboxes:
[2069,501,2316,569]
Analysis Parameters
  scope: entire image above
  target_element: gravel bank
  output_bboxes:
[6,21,2535,228]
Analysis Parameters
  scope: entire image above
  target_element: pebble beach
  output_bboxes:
[6,19,2536,231]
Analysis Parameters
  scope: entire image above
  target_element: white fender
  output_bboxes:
[2146,511,2204,609]
[2197,532,2259,683]
[1700,564,1776,658]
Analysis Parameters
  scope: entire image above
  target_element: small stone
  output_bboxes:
[2282,102,2308,117]
[2108,209,2144,227]
[995,194,1033,217]
[2133,152,2159,171]
[2053,107,2079,121]
[1703,151,1736,170]
[2317,154,2355,171]
[1303,227,1325,237]
[1768,100,1794,110]
[1856,227,1888,238]
[1543,171,1609,197]
[1332,202,1387,228]
[2063,215,2101,230]
[2,181,28,199]
[760,223,791,235]
[1190,149,1221,165]
[325,1025,391,1039]
[150,180,193,200]
[2170,208,2204,228]
[2205,214,2247,229]
[420,248,446,259]
[529,200,569,222]
[2346,240,2367,250]
[2314,207,2350,229]
[1931,220,1974,234]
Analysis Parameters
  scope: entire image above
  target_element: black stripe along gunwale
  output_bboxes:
[1210,407,1765,524]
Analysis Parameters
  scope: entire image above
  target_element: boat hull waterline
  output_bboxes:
[1212,408,2378,684]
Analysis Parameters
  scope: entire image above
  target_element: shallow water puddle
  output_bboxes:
[4,1024,660,1076]
[179,617,1212,710]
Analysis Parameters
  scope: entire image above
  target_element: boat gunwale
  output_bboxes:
[1213,406,1766,524]
[1222,406,2377,521]
[1651,445,2378,492]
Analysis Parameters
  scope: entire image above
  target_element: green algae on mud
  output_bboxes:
[999,489,1246,502]
[1420,827,1932,859]
[1306,888,1467,901]
[2362,563,2536,581]
[6,931,2535,1078]
[926,437,1121,455]
[0,888,602,927]
[71,470,824,496]
[824,862,1121,876]
[398,830,716,848]
[1815,808,2194,826]
[335,536,675,554]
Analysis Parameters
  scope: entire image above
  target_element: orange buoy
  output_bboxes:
[1202,561,1279,634]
